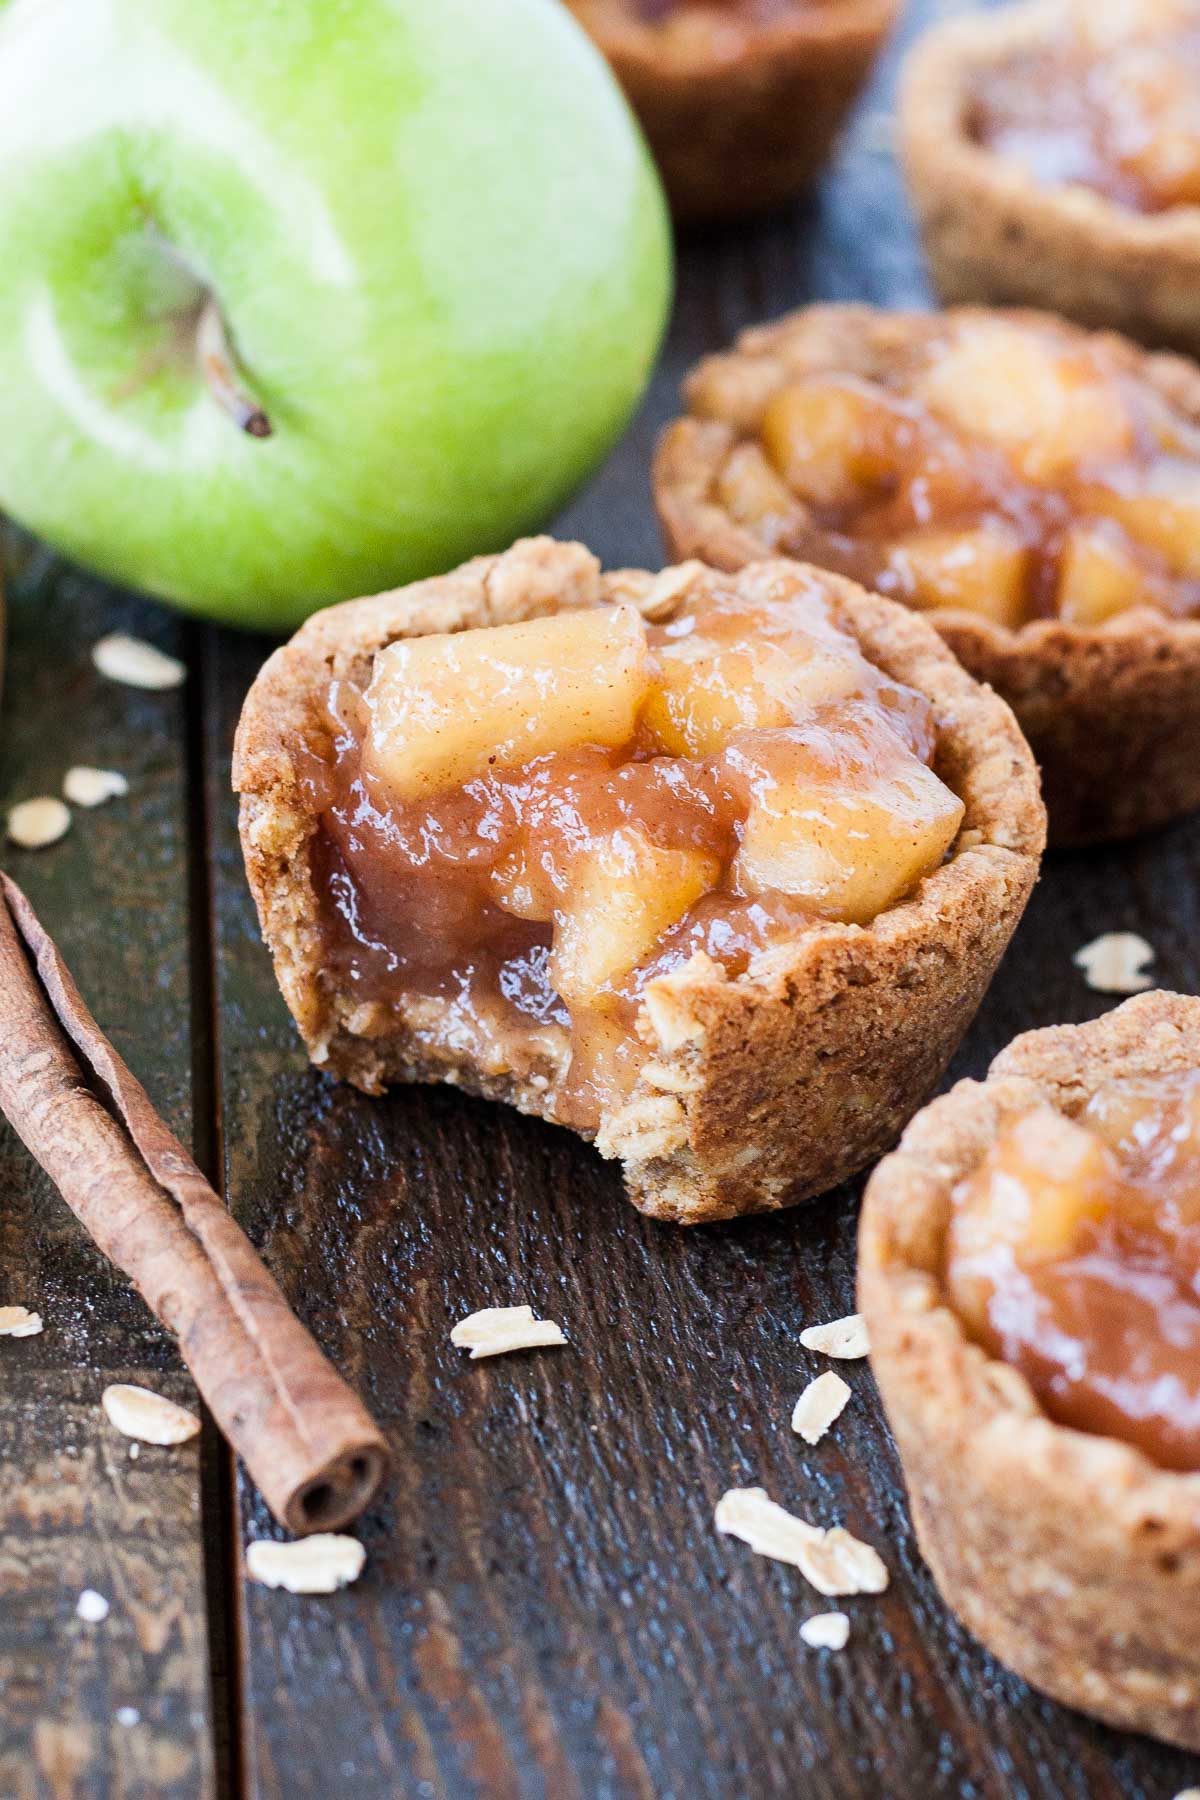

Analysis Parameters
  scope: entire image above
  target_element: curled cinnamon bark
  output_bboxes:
[0,874,386,1534]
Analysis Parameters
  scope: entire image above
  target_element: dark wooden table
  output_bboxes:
[3,4,1200,1796]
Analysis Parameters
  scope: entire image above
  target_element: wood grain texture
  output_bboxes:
[0,529,215,1800]
[3,0,1200,1795]
[201,5,1200,1797]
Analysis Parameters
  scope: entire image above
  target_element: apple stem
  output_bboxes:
[196,297,272,439]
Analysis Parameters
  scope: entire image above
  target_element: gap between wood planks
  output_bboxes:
[185,620,250,1800]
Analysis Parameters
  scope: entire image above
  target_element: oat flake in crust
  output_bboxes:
[859,992,1200,1750]
[899,2,1200,360]
[565,0,899,224]
[654,303,1200,845]
[234,537,1043,1226]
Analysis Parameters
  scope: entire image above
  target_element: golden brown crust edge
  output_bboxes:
[567,0,898,223]
[858,992,1200,1750]
[900,2,1200,358]
[234,537,1044,1226]
[653,303,1200,845]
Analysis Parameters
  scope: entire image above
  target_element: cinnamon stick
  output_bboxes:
[0,874,386,1534]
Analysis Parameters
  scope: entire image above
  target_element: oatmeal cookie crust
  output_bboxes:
[566,0,898,222]
[234,537,1042,1225]
[859,992,1200,1749]
[654,302,1200,844]
[900,1,1200,358]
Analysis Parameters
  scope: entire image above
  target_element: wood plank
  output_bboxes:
[204,3,1200,1794]
[0,528,216,1800]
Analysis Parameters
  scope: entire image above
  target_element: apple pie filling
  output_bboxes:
[967,1,1200,216]
[947,1072,1200,1471]
[297,569,963,1132]
[695,308,1200,628]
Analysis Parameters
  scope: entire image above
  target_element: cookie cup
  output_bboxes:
[900,1,1200,358]
[566,0,898,223]
[654,304,1200,844]
[858,993,1200,1750]
[235,537,1043,1226]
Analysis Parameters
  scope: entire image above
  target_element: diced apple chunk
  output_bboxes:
[1056,523,1149,623]
[715,443,807,540]
[885,523,1030,626]
[363,605,652,800]
[986,1109,1113,1258]
[760,377,907,509]
[643,630,867,758]
[916,320,1133,481]
[1085,1071,1200,1164]
[550,830,719,1009]
[1082,474,1200,579]
[730,729,964,924]
[947,1107,1115,1334]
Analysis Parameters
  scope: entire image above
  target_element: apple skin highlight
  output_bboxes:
[0,0,672,630]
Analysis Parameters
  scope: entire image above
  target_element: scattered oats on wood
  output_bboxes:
[799,1526,889,1598]
[245,1534,366,1595]
[76,1589,110,1623]
[799,1314,870,1360]
[799,1611,851,1650]
[93,633,186,691]
[791,1371,852,1445]
[102,1383,201,1446]
[6,797,70,850]
[0,1305,43,1338]
[1172,1790,1200,1800]
[115,1707,140,1728]
[450,1305,567,1360]
[1073,931,1155,994]
[714,1487,888,1597]
[128,1443,140,1461]
[63,766,129,808]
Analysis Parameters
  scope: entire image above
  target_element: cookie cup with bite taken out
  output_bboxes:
[859,993,1200,1750]
[655,303,1200,844]
[234,537,1042,1225]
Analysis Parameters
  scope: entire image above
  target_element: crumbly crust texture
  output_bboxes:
[653,302,1200,844]
[234,537,1043,1225]
[859,992,1200,1749]
[565,0,898,222]
[900,1,1200,358]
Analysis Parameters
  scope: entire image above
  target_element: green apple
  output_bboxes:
[0,0,671,629]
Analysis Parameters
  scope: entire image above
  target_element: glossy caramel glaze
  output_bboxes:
[969,2,1200,217]
[701,307,1200,627]
[946,1070,1200,1471]
[298,571,961,1132]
